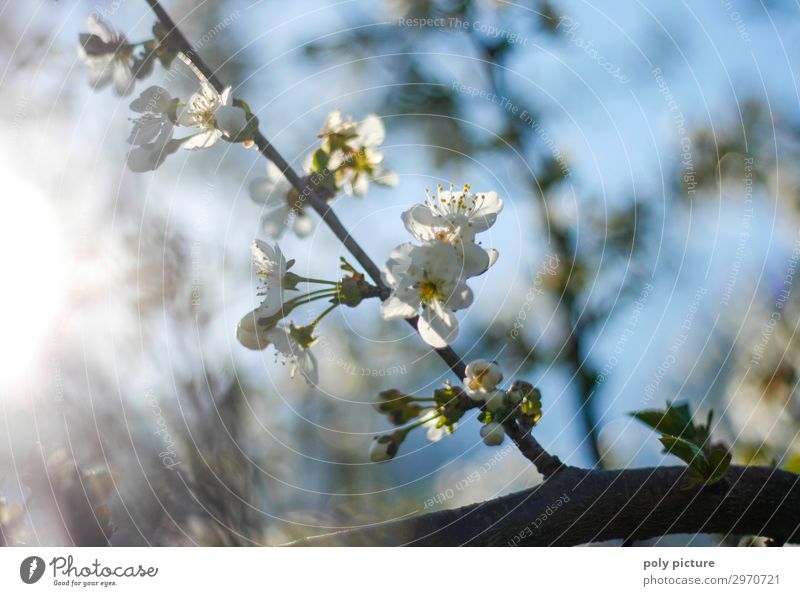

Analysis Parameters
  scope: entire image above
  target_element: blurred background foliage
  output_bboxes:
[1,0,800,546]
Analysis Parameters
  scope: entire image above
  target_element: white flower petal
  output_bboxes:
[426,424,446,443]
[176,105,195,127]
[181,129,223,150]
[382,242,416,288]
[236,318,270,350]
[112,60,134,97]
[296,351,318,385]
[219,86,233,106]
[87,15,114,42]
[461,242,491,278]
[85,56,114,89]
[348,173,369,197]
[292,214,315,237]
[356,114,386,147]
[485,248,499,269]
[466,191,503,233]
[422,242,462,280]
[480,422,505,446]
[381,290,419,321]
[373,167,399,187]
[130,85,171,114]
[417,304,458,348]
[261,207,291,238]
[249,165,290,206]
[126,125,178,172]
[127,115,165,146]
[446,282,473,311]
[401,204,442,242]
[470,191,504,219]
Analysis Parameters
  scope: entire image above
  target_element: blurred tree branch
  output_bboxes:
[465,20,605,466]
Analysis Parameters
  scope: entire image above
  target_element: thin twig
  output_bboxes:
[502,421,564,478]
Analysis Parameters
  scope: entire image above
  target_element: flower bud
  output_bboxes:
[373,389,409,412]
[480,422,505,446]
[463,359,503,399]
[369,431,406,462]
[484,390,508,413]
[339,277,365,307]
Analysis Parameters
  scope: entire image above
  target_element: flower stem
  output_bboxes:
[311,303,338,327]
[300,277,339,286]
[279,291,338,315]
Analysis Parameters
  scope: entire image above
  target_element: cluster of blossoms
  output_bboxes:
[236,240,376,385]
[316,109,398,197]
[78,17,257,172]
[369,360,543,461]
[124,83,256,172]
[380,184,503,348]
[78,14,540,467]
[247,110,398,240]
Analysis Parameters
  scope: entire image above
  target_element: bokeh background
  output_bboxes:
[1,0,800,546]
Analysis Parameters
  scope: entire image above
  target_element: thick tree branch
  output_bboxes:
[287,465,800,546]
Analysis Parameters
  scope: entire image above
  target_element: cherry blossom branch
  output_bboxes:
[141,0,572,476]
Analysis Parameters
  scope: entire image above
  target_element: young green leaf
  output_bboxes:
[660,435,705,468]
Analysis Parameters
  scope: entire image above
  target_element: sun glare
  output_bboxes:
[0,158,66,391]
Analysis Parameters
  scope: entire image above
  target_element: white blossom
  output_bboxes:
[320,109,359,138]
[321,110,398,196]
[266,323,318,385]
[251,239,292,318]
[463,359,503,400]
[77,16,135,96]
[480,422,505,446]
[126,86,180,172]
[404,184,504,242]
[381,242,473,348]
[177,82,248,149]
[402,184,502,276]
[420,408,455,443]
[236,317,317,384]
[127,125,180,172]
[128,86,172,142]
[249,162,314,238]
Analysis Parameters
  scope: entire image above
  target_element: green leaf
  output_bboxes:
[704,445,732,485]
[635,402,729,487]
[632,402,693,437]
[312,148,330,172]
[660,435,704,468]
[631,402,711,447]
